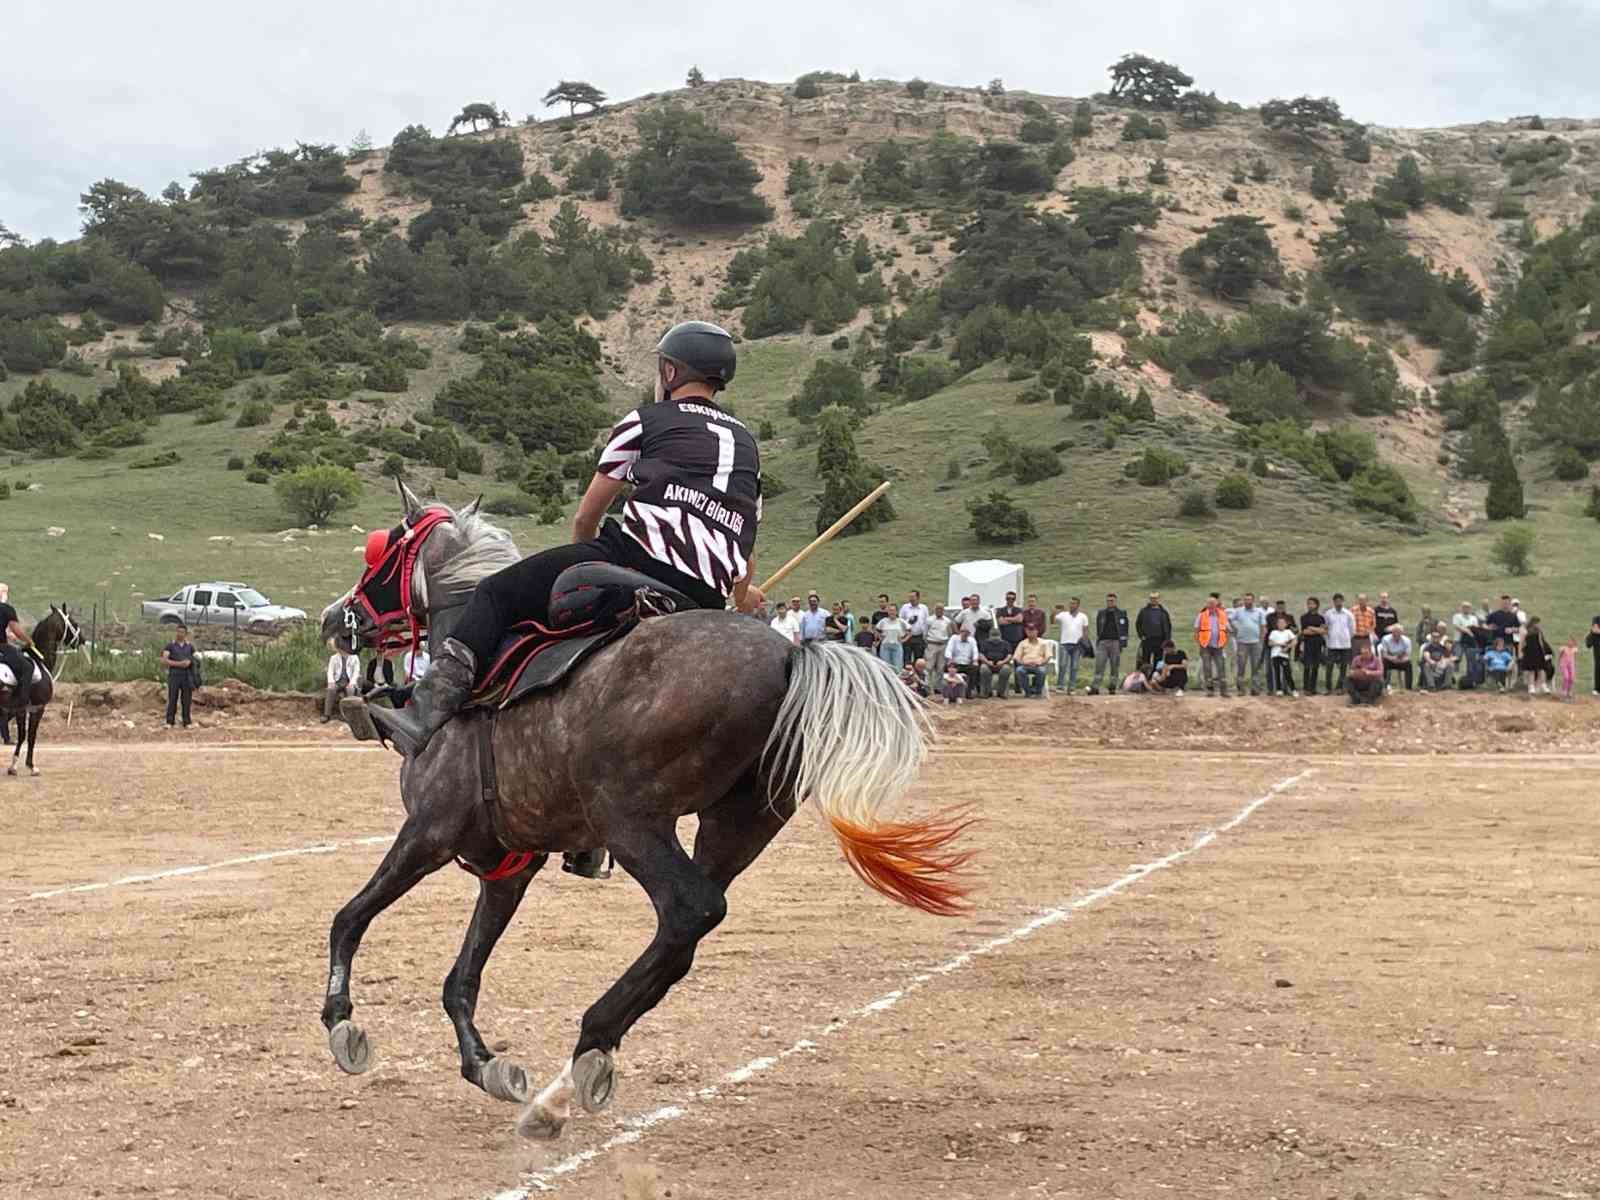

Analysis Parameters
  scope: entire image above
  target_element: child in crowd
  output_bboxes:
[1483,638,1514,691]
[1267,613,1298,697]
[1558,636,1578,701]
[900,658,929,698]
[940,661,966,704]
[1121,667,1148,694]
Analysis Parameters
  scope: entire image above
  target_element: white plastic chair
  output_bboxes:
[1040,638,1058,698]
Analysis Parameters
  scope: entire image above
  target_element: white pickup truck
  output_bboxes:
[141,582,308,631]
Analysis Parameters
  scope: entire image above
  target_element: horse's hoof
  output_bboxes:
[29,768,40,777]
[328,1020,372,1075]
[572,1048,616,1114]
[5,766,15,777]
[515,1103,566,1141]
[481,1057,529,1104]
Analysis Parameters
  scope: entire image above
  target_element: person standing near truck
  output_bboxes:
[161,624,199,729]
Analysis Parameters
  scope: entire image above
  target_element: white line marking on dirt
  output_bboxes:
[497,768,1316,1197]
[14,835,397,902]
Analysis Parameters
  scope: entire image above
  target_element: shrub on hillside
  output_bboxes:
[1491,525,1535,576]
[245,468,270,484]
[1349,463,1418,522]
[1010,445,1063,484]
[967,491,1037,544]
[1126,446,1188,485]
[905,78,929,98]
[484,493,538,517]
[235,399,273,428]
[130,450,180,469]
[1485,448,1526,519]
[1553,445,1590,481]
[1177,486,1213,517]
[226,455,245,470]
[1138,532,1205,587]
[1214,472,1255,509]
[274,464,362,525]
[789,359,867,418]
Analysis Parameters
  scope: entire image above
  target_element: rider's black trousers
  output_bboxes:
[450,520,723,675]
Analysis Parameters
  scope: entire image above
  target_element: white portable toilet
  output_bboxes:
[947,560,1024,611]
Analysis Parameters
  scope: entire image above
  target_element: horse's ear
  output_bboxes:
[396,476,423,518]
[460,494,483,519]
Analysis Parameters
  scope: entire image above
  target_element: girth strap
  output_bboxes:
[454,712,538,882]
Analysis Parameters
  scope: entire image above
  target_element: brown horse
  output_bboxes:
[5,606,82,777]
[317,485,972,1139]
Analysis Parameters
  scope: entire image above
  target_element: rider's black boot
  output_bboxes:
[369,638,476,755]
[562,849,611,880]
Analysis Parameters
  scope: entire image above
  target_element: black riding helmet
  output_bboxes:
[656,320,736,392]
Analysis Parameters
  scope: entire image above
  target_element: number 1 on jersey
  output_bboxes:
[705,422,734,493]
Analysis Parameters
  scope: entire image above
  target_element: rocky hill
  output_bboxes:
[4,71,1600,626]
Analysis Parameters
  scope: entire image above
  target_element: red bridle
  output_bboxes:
[351,507,454,659]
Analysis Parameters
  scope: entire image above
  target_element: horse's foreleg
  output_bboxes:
[445,866,543,1103]
[518,825,726,1141]
[24,709,42,775]
[320,813,457,1075]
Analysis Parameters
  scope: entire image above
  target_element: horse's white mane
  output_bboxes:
[423,503,523,595]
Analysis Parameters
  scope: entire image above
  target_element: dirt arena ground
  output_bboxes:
[3,696,1597,1200]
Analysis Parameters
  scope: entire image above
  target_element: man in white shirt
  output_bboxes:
[924,603,953,683]
[1053,597,1090,694]
[403,647,431,682]
[953,595,991,637]
[944,627,980,698]
[898,590,931,666]
[1377,625,1414,692]
[1321,592,1355,693]
[769,600,801,645]
[324,639,363,724]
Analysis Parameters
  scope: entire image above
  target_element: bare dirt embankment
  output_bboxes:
[38,681,1600,755]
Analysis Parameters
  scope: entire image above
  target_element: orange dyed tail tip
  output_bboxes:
[827,808,977,917]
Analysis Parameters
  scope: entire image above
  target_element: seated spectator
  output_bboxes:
[944,626,981,698]
[940,661,967,704]
[1121,668,1149,694]
[1347,639,1385,705]
[977,621,1015,699]
[1013,630,1051,698]
[1483,638,1514,691]
[900,658,929,698]
[1147,641,1188,695]
[1419,631,1456,692]
[1377,624,1414,692]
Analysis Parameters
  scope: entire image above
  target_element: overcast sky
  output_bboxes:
[4,0,1596,242]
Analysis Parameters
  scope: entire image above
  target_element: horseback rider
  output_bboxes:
[371,321,766,754]
[0,582,38,708]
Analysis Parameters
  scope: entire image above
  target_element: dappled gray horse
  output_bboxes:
[318,485,971,1139]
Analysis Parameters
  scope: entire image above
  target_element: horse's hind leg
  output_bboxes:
[445,864,544,1103]
[320,812,458,1075]
[518,821,728,1140]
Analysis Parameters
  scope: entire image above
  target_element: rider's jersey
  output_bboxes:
[597,398,762,598]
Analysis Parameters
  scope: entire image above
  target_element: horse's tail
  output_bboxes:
[764,641,973,917]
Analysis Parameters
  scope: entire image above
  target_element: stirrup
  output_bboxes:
[562,850,612,880]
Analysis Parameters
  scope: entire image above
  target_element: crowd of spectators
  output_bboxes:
[762,588,1599,707]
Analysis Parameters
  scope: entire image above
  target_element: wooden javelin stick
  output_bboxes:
[758,481,892,594]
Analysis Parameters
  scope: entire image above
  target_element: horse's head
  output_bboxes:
[320,479,520,649]
[51,604,85,651]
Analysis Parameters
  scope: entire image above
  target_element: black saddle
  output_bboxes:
[468,564,693,711]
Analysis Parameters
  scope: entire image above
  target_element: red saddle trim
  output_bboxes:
[456,850,538,881]
[470,615,604,709]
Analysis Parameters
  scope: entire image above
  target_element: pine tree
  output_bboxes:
[1485,446,1526,520]
[1310,158,1338,200]
[686,66,705,88]
[814,405,895,535]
